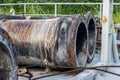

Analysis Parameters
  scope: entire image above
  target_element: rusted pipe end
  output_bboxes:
[86,11,96,63]
[70,15,88,67]
[0,27,17,80]
[54,15,88,67]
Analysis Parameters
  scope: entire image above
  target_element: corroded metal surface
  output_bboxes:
[2,18,60,66]
[69,15,88,67]
[1,15,91,67]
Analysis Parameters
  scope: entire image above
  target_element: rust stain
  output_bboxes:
[102,16,108,25]
[69,20,76,67]
[69,15,80,67]
[110,24,113,29]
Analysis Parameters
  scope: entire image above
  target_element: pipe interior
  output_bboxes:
[0,42,13,80]
[88,19,96,55]
[76,22,87,66]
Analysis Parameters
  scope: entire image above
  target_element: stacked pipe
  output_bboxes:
[0,12,96,67]
[85,12,96,62]
[0,27,16,80]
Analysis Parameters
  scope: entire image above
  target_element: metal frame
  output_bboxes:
[0,2,119,17]
[0,3,102,17]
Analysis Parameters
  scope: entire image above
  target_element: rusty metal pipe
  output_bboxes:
[86,12,96,62]
[1,15,88,67]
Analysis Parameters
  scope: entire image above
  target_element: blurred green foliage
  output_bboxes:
[0,0,120,23]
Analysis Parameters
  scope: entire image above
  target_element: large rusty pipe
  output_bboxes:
[0,27,16,80]
[85,12,96,62]
[1,15,88,67]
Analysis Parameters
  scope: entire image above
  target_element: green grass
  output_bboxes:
[113,13,120,24]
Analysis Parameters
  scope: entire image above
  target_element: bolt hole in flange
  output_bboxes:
[0,34,16,80]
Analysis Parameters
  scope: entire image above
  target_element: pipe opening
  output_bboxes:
[88,19,96,56]
[0,42,13,80]
[75,22,87,66]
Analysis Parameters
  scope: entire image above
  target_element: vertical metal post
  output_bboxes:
[54,4,57,17]
[112,24,120,63]
[24,3,26,16]
[100,3,102,19]
[101,0,113,64]
[24,3,26,12]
